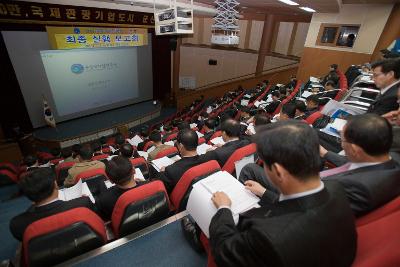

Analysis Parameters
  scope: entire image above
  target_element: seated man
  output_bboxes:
[264,91,281,114]
[147,130,174,161]
[92,142,103,156]
[210,120,357,267]
[203,118,216,143]
[294,100,307,120]
[96,156,146,220]
[367,58,400,115]
[321,64,339,87]
[10,168,96,241]
[321,114,400,217]
[304,95,320,119]
[159,129,205,193]
[278,103,296,121]
[61,147,74,163]
[64,145,105,187]
[119,143,139,159]
[318,80,339,103]
[136,127,150,151]
[202,119,250,167]
[111,134,126,155]
[24,155,40,171]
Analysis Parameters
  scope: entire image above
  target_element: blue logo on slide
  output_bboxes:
[71,64,84,74]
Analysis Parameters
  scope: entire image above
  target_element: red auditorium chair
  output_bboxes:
[74,168,107,184]
[352,210,400,267]
[101,146,111,154]
[356,196,400,227]
[170,160,221,211]
[111,180,171,238]
[165,132,178,142]
[305,111,324,125]
[200,233,218,267]
[50,158,64,165]
[92,154,109,161]
[143,141,155,152]
[207,131,222,145]
[55,161,76,185]
[0,169,19,184]
[0,162,20,174]
[130,157,150,179]
[222,143,257,176]
[23,207,106,267]
[155,146,179,159]
[198,137,206,145]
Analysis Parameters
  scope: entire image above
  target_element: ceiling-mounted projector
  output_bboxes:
[154,0,194,35]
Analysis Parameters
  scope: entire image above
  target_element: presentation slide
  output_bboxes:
[41,48,140,117]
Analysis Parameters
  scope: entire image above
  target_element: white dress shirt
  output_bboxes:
[380,80,400,96]
[279,181,324,202]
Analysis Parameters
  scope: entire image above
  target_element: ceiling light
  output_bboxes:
[299,6,316,12]
[241,6,248,9]
[278,0,299,6]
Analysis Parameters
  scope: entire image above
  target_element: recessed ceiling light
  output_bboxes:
[299,6,316,12]
[278,0,299,6]
[241,6,248,9]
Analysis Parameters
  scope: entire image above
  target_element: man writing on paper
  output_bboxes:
[209,121,357,267]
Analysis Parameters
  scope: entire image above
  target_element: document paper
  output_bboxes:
[58,179,95,203]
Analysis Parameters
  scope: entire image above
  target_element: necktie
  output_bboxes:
[320,162,351,178]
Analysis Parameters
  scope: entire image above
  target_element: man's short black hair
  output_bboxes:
[72,144,82,155]
[295,100,307,113]
[271,91,280,98]
[331,64,338,70]
[61,148,72,158]
[241,106,251,114]
[178,121,191,131]
[177,129,198,151]
[254,114,270,126]
[221,119,240,138]
[205,118,217,129]
[50,147,61,157]
[24,155,38,167]
[79,145,93,160]
[99,136,107,145]
[106,156,133,185]
[371,59,400,79]
[91,142,101,152]
[19,168,55,202]
[255,120,321,180]
[149,130,162,142]
[279,87,287,95]
[306,95,320,105]
[344,114,392,156]
[200,111,208,118]
[325,80,336,87]
[281,103,296,118]
[115,134,125,146]
[140,126,149,137]
[120,144,134,158]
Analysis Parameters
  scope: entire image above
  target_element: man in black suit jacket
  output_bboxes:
[201,119,250,167]
[209,121,357,267]
[159,129,206,193]
[202,118,216,143]
[10,168,97,241]
[367,59,400,115]
[320,114,400,217]
[96,156,146,220]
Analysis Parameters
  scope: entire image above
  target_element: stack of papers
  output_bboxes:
[310,76,320,83]
[210,136,225,146]
[138,151,148,160]
[247,123,256,135]
[301,91,313,98]
[58,180,95,203]
[164,141,175,146]
[109,146,117,154]
[126,135,143,147]
[151,156,176,172]
[197,143,212,155]
[190,123,197,129]
[187,171,260,237]
[196,131,204,138]
[147,146,156,153]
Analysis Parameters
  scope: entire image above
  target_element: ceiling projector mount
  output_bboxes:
[211,0,240,46]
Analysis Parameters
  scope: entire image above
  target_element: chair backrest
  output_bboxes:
[221,143,257,176]
[0,169,18,183]
[155,146,179,159]
[74,168,108,197]
[91,154,109,161]
[130,157,150,179]
[198,137,206,145]
[55,162,76,185]
[170,160,221,211]
[356,196,400,227]
[74,168,107,184]
[305,111,323,125]
[165,132,178,142]
[0,162,20,174]
[111,180,171,238]
[23,207,106,267]
[50,158,64,165]
[143,141,155,152]
[352,210,400,267]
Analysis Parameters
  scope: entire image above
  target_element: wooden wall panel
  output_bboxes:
[297,47,371,82]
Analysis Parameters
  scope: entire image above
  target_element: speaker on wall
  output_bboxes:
[170,36,178,51]
[209,59,217,65]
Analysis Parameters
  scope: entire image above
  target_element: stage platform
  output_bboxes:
[32,101,175,148]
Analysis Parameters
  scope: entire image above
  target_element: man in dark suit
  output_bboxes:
[9,168,96,241]
[367,59,400,115]
[159,129,205,193]
[264,91,281,114]
[96,156,146,220]
[320,114,400,217]
[201,119,250,167]
[321,64,340,87]
[209,120,357,267]
[304,94,320,119]
[203,118,216,143]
